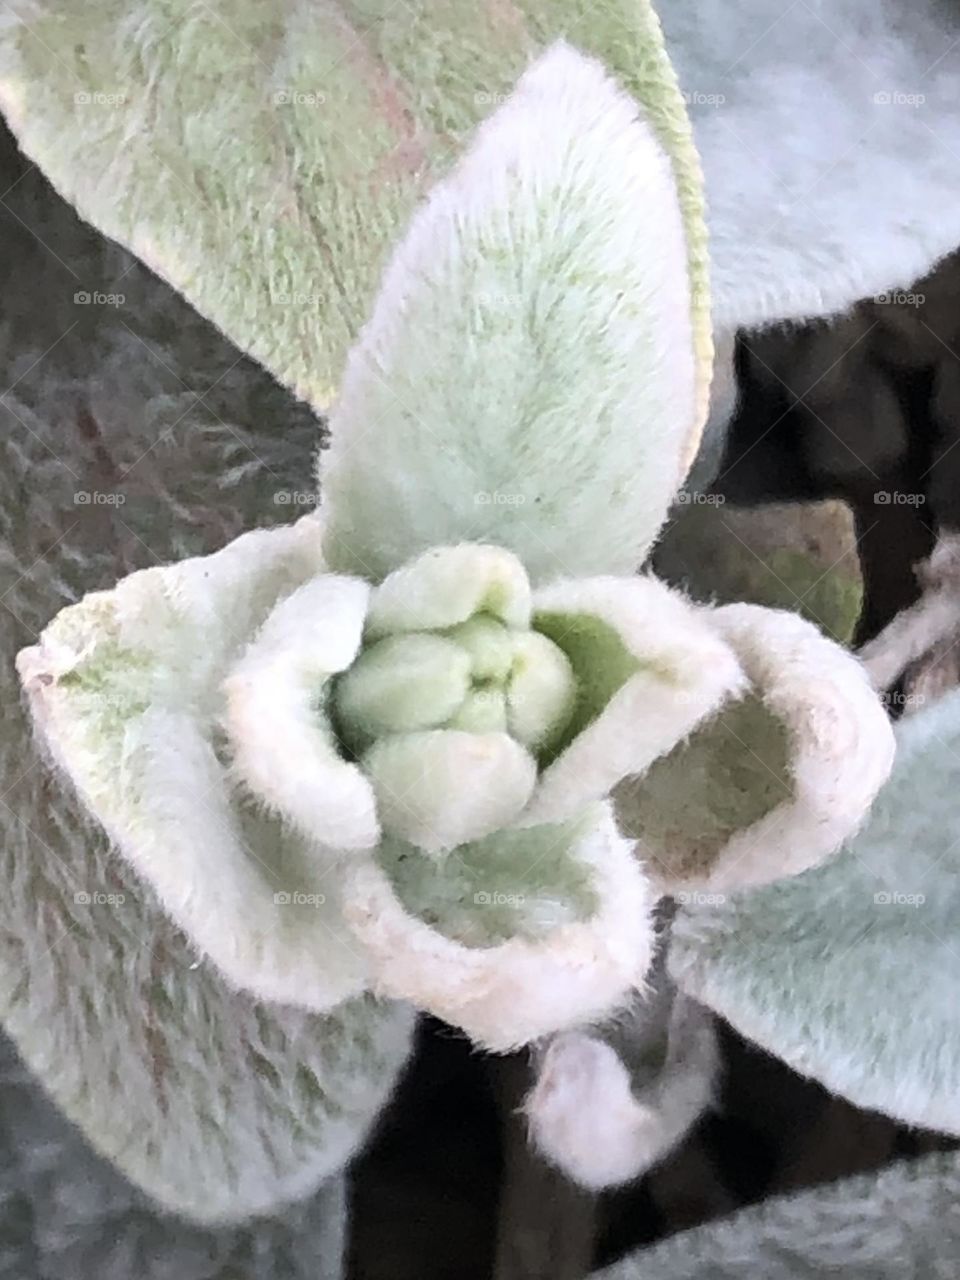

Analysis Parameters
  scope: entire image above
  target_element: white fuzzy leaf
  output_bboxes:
[669,688,960,1136]
[660,0,960,331]
[321,42,704,584]
[342,802,654,1051]
[17,517,375,1014]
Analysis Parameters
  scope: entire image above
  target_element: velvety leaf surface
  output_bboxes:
[4,0,959,366]
[595,1149,960,1280]
[0,0,707,425]
[670,687,960,1135]
[0,148,414,1224]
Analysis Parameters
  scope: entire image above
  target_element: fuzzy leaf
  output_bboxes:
[223,574,379,850]
[364,545,532,636]
[0,162,417,1227]
[17,517,377,1015]
[594,1148,960,1280]
[668,688,960,1135]
[527,946,717,1190]
[0,0,708,422]
[523,575,747,826]
[5,0,960,410]
[8,527,416,1220]
[342,802,654,1051]
[0,1037,351,1275]
[657,0,960,331]
[321,41,706,582]
[618,604,894,893]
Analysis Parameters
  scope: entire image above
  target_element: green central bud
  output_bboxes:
[334,633,471,750]
[333,615,576,760]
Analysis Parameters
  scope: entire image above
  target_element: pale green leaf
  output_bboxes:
[669,688,960,1135]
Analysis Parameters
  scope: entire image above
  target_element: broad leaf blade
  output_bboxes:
[0,0,707,428]
[669,688,960,1135]
[594,1148,960,1280]
[321,41,707,582]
